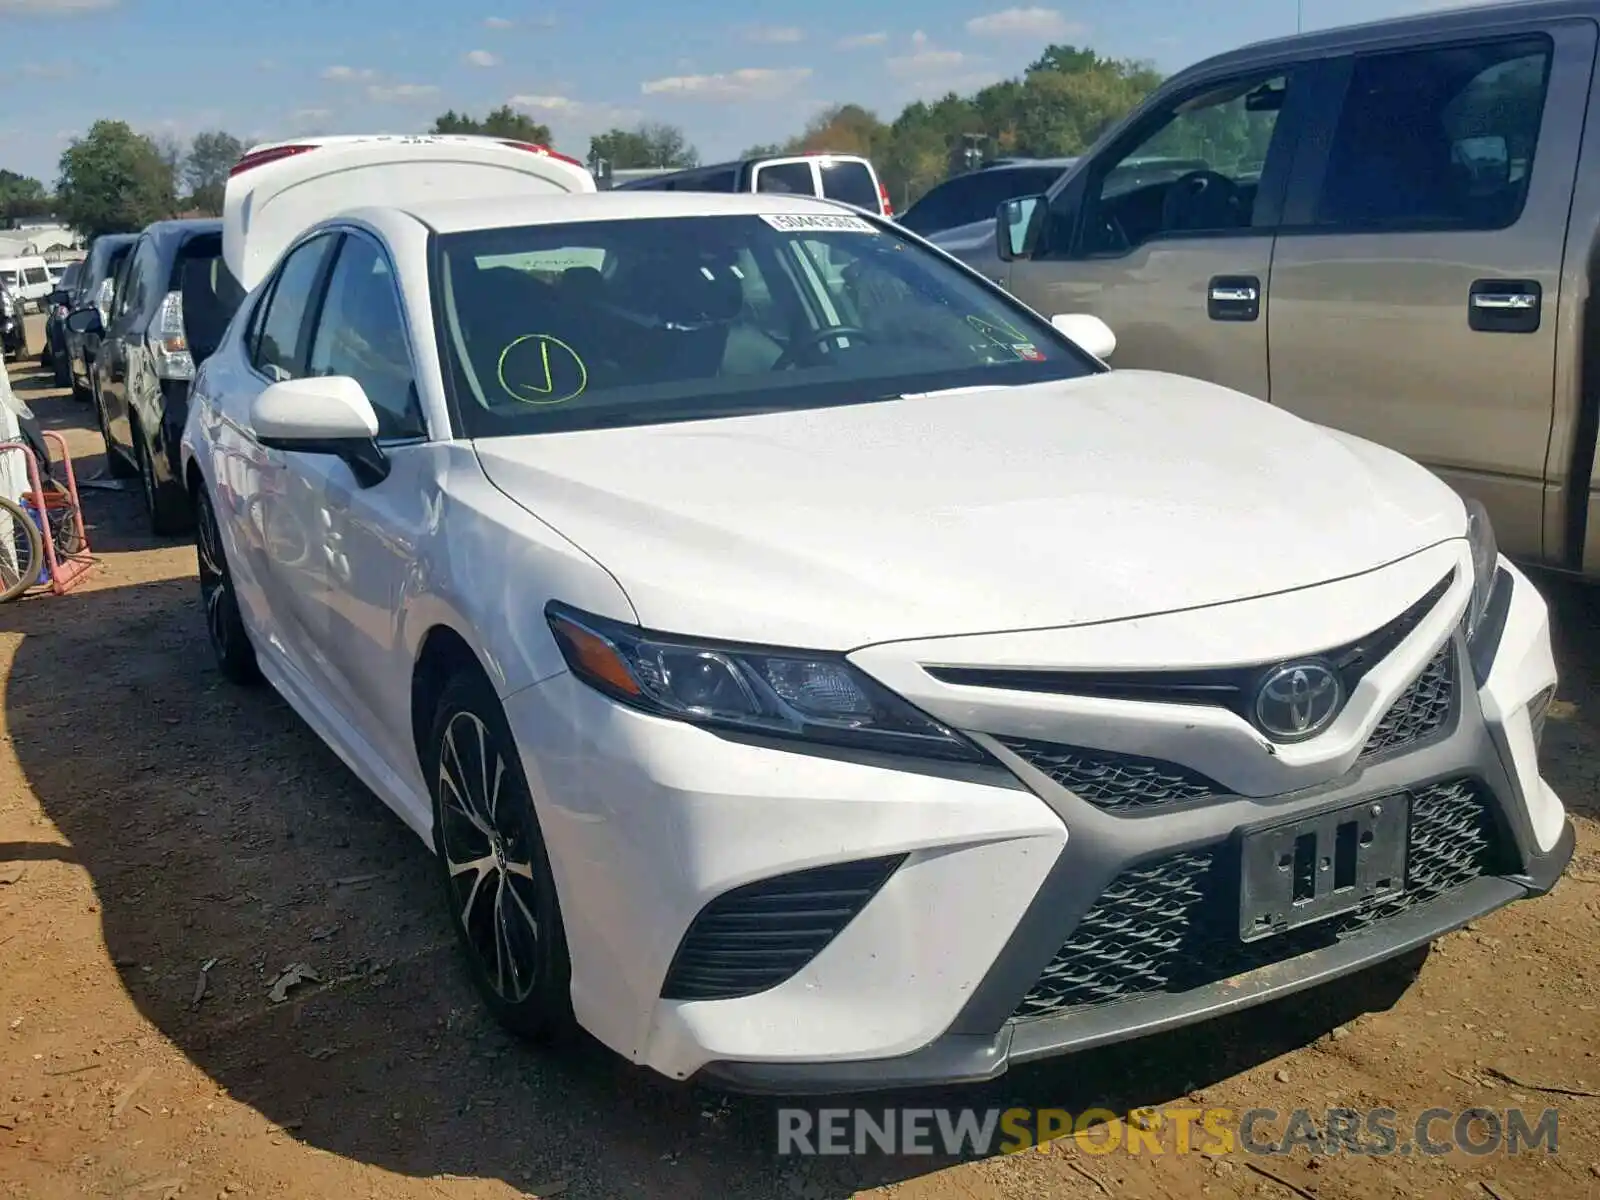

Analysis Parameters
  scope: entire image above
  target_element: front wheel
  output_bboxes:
[428,670,575,1043]
[195,486,260,684]
[136,428,189,536]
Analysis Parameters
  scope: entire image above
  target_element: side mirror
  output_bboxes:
[250,376,391,487]
[1051,313,1116,361]
[996,194,1045,262]
[64,307,102,335]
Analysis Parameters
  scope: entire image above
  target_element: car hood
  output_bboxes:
[473,370,1467,650]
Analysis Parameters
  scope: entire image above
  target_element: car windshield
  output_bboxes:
[435,212,1095,437]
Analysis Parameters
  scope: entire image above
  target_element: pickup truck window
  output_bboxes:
[1313,36,1552,232]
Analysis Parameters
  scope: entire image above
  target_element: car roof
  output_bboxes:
[1186,0,1591,79]
[391,189,874,235]
[140,218,224,257]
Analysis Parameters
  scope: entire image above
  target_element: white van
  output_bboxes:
[223,134,596,292]
[609,153,894,217]
[0,256,53,310]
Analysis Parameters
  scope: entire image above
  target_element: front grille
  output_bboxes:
[660,855,905,1002]
[1358,643,1456,762]
[1012,778,1499,1021]
[1000,739,1226,813]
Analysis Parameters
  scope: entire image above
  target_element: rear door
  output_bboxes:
[1005,65,1315,400]
[1267,22,1592,563]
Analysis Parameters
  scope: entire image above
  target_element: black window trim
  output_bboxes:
[1274,29,1558,237]
[304,224,431,445]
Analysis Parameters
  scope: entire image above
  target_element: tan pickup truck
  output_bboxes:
[943,0,1600,577]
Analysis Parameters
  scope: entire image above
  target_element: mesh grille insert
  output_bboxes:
[1012,778,1499,1020]
[660,855,905,1002]
[1358,642,1456,762]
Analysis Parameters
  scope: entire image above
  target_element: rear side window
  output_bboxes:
[754,161,815,195]
[819,160,879,210]
[1313,36,1552,231]
[113,240,154,323]
[252,234,339,381]
[23,267,47,286]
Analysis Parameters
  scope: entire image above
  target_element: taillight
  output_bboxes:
[149,290,194,381]
[229,143,318,177]
[498,140,586,169]
[878,181,894,217]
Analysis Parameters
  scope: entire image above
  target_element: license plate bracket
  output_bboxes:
[1239,796,1409,942]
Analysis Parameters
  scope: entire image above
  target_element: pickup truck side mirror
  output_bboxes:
[996,194,1046,262]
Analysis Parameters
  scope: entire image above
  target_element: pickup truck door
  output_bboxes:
[1004,65,1318,401]
[1265,21,1596,565]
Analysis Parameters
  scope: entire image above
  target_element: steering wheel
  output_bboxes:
[773,325,874,369]
[1160,170,1240,232]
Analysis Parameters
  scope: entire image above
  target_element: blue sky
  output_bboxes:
[0,0,1485,185]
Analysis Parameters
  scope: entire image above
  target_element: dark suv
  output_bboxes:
[64,233,138,404]
[71,220,240,534]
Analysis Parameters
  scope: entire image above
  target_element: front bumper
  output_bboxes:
[504,553,1570,1092]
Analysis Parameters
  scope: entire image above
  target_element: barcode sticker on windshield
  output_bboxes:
[759,213,878,234]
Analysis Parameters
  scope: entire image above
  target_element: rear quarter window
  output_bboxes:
[819,160,880,210]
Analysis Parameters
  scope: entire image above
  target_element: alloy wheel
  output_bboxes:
[436,710,542,1003]
[195,495,232,657]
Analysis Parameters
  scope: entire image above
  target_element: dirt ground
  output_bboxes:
[2,322,1598,1200]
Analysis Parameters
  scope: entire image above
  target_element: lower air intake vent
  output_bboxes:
[1012,777,1499,1020]
[660,855,906,1001]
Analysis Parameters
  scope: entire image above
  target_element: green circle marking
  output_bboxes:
[496,333,588,406]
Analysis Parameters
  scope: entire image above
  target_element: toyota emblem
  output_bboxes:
[1254,661,1344,741]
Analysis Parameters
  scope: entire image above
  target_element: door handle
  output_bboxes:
[1208,275,1261,322]
[1469,279,1541,333]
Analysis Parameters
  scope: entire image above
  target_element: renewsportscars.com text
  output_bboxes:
[776,1105,1560,1158]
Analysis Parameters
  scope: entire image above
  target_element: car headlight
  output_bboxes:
[546,603,985,762]
[1463,497,1499,643]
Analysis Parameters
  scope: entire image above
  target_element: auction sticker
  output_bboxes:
[760,213,878,233]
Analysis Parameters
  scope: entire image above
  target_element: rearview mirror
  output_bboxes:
[996,194,1045,262]
[1051,313,1116,361]
[64,307,101,335]
[250,376,390,487]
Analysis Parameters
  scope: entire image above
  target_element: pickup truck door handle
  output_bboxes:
[1208,275,1261,322]
[1469,279,1541,333]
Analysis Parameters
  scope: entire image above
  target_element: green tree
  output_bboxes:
[184,130,244,214]
[0,169,49,221]
[588,122,698,170]
[430,106,552,144]
[56,120,177,239]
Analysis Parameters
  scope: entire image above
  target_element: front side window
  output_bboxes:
[252,234,339,381]
[1313,37,1552,231]
[435,213,1096,438]
[307,235,423,438]
[23,267,47,286]
[1076,74,1290,255]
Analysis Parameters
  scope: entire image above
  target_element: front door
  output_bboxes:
[98,238,153,455]
[1006,66,1312,401]
[1266,24,1592,564]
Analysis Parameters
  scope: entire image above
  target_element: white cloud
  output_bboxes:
[509,93,580,112]
[21,62,72,78]
[640,66,811,102]
[289,107,332,126]
[744,25,804,44]
[257,58,279,71]
[0,0,119,13]
[964,7,1083,39]
[483,15,513,27]
[367,82,440,102]
[464,49,500,67]
[837,32,888,50]
[322,65,377,82]
[887,31,970,79]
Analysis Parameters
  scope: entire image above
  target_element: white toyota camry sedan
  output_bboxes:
[182,145,1573,1093]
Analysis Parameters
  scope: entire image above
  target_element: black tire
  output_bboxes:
[135,425,189,536]
[194,485,261,685]
[0,496,43,603]
[70,371,91,404]
[427,669,575,1043]
[52,353,69,389]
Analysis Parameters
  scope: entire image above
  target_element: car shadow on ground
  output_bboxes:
[1,382,1595,1198]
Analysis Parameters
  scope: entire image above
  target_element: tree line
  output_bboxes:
[1,42,1175,239]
